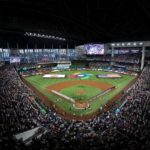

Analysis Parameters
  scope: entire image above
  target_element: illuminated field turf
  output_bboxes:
[24,70,135,116]
[60,84,102,101]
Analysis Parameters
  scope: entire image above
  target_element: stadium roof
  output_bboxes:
[0,0,150,48]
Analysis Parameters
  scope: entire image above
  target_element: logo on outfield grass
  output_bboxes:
[96,74,121,78]
[68,73,93,79]
[43,74,66,78]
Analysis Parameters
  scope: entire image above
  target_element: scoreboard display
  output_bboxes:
[84,44,104,55]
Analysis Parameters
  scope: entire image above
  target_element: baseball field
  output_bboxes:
[23,70,136,118]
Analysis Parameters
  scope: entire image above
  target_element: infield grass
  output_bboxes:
[60,84,102,101]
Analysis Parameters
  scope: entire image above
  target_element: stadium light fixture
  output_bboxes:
[37,34,40,37]
[111,43,115,46]
[139,42,143,45]
[127,42,131,46]
[133,42,137,46]
[116,43,120,46]
[24,32,66,41]
[121,43,125,46]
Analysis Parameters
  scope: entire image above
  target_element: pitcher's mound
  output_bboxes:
[73,101,90,109]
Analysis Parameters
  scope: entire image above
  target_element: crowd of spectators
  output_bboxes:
[0,64,150,150]
[89,61,140,71]
[113,54,140,64]
[89,62,110,68]
[90,55,112,62]
[87,54,140,64]
[0,65,42,149]
[88,54,141,71]
[118,63,140,71]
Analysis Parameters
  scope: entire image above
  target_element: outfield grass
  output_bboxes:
[24,70,135,116]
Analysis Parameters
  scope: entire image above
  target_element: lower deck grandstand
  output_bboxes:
[0,63,150,149]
